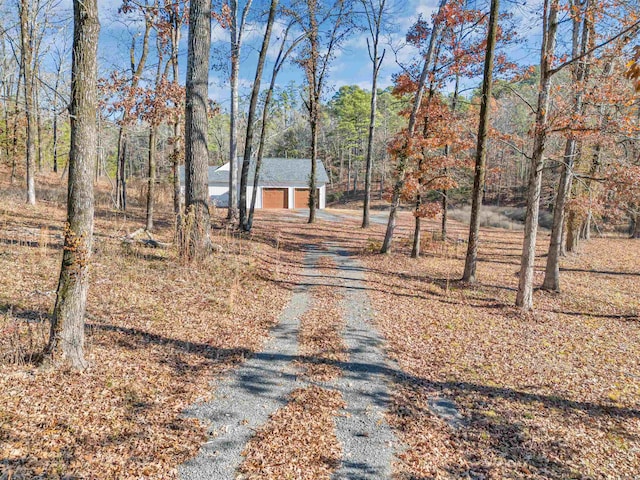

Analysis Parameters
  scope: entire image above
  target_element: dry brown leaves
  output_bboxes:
[297,257,347,382]
[238,386,345,480]
[298,288,346,381]
[0,172,295,479]
[359,217,640,479]
[252,207,640,478]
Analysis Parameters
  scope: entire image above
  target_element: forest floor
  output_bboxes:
[1,170,639,479]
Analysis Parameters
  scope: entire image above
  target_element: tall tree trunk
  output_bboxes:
[96,114,102,181]
[240,0,278,230]
[309,109,318,223]
[227,0,253,221]
[543,1,590,291]
[305,0,320,225]
[35,72,43,171]
[581,144,602,242]
[543,139,576,288]
[353,167,358,193]
[10,57,22,184]
[183,0,212,259]
[116,18,151,210]
[228,42,239,220]
[380,0,447,253]
[347,149,352,193]
[1,81,9,166]
[52,112,59,173]
[247,22,301,231]
[146,126,157,231]
[146,29,165,232]
[171,15,184,224]
[362,80,377,227]
[116,130,127,210]
[462,0,500,282]
[52,50,63,173]
[248,108,268,230]
[564,139,584,253]
[20,0,36,205]
[441,75,460,240]
[411,83,436,259]
[362,0,387,229]
[172,121,183,218]
[516,0,559,310]
[580,63,612,244]
[47,0,100,369]
[0,34,9,166]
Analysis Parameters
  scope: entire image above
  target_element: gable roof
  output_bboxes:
[180,158,330,187]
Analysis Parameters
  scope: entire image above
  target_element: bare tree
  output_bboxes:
[115,2,153,210]
[10,54,23,185]
[515,2,639,308]
[441,74,460,240]
[168,2,186,224]
[239,0,278,230]
[515,0,559,310]
[410,55,440,259]
[247,23,306,231]
[361,0,388,228]
[182,0,212,259]
[462,0,500,282]
[50,38,70,174]
[228,0,254,221]
[0,24,15,169]
[542,0,591,291]
[293,0,352,224]
[19,0,37,204]
[47,0,100,369]
[146,20,163,233]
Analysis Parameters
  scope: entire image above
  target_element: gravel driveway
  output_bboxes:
[179,242,398,479]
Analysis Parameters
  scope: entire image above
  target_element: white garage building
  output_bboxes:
[181,158,330,209]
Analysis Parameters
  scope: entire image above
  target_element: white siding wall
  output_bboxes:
[254,186,263,208]
[208,186,230,208]
[287,188,295,209]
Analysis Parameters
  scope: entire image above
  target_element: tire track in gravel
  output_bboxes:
[325,243,397,480]
[179,242,398,480]
[179,245,323,480]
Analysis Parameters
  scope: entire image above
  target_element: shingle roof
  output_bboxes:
[180,158,330,187]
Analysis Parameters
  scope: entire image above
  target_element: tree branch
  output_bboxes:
[548,19,640,76]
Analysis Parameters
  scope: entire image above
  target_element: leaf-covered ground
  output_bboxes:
[238,386,344,480]
[251,209,640,478]
[0,173,297,479]
[2,170,639,479]
[297,258,347,382]
[356,216,640,479]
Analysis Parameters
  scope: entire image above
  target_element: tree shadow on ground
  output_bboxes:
[88,322,253,373]
[96,318,639,478]
[559,266,640,276]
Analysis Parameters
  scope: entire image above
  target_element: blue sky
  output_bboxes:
[52,0,546,111]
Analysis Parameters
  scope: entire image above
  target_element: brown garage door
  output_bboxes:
[294,188,320,209]
[294,188,310,209]
[262,188,288,208]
